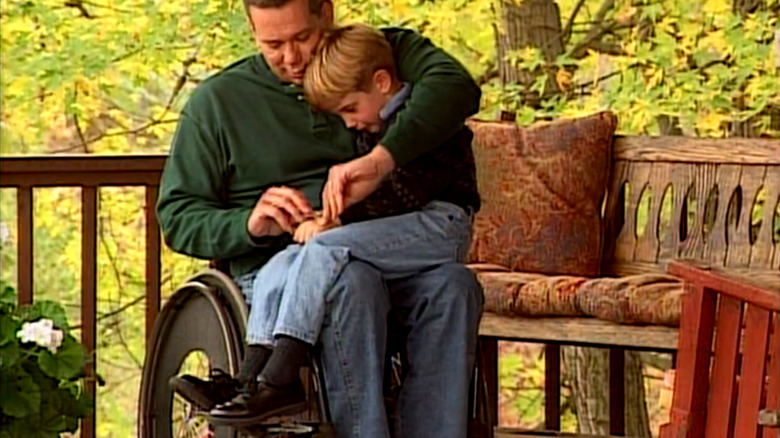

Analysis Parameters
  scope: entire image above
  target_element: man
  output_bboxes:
[156,0,483,437]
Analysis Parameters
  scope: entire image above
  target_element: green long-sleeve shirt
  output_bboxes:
[157,28,481,276]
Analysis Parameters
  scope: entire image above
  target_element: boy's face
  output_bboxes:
[333,69,394,133]
[333,89,387,133]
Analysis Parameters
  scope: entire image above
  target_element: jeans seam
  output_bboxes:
[330,324,360,437]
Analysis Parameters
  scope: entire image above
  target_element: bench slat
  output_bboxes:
[750,168,780,269]
[705,164,743,266]
[670,163,696,259]
[705,295,743,436]
[762,313,780,438]
[604,260,780,293]
[725,166,767,267]
[635,162,670,262]
[733,304,771,438]
[681,163,717,261]
[495,427,638,438]
[613,136,780,165]
[478,313,677,351]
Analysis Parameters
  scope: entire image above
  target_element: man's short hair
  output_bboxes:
[304,24,397,112]
[243,0,324,15]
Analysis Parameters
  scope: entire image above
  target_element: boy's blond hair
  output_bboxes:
[304,24,396,111]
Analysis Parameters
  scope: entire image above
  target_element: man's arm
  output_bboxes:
[157,110,303,260]
[157,111,255,260]
[380,28,481,167]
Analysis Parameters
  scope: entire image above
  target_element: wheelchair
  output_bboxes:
[138,269,491,438]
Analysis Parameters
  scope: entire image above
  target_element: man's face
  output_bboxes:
[334,88,389,133]
[248,0,333,85]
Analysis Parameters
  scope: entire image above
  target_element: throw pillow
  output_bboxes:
[467,111,617,276]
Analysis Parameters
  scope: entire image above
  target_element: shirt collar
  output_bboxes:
[379,82,412,122]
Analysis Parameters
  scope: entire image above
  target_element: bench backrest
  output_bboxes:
[602,136,780,289]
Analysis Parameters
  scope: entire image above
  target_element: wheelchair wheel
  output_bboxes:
[138,269,248,438]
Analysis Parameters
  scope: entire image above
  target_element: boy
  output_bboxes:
[174,24,480,428]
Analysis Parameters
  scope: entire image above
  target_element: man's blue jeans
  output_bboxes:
[236,201,484,438]
[238,200,473,346]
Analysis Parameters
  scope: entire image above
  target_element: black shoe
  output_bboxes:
[169,369,241,411]
[207,379,307,427]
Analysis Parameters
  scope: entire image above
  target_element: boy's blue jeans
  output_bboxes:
[235,201,484,438]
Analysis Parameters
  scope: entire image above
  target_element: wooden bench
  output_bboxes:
[474,135,780,437]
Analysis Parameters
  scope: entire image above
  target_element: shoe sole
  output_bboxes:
[207,401,308,428]
[169,377,215,411]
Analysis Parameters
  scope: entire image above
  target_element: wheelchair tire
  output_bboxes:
[138,269,248,438]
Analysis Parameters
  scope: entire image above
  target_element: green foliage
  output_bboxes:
[489,0,779,135]
[0,283,92,438]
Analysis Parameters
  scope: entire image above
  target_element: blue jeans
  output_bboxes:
[236,201,483,438]
[238,200,473,346]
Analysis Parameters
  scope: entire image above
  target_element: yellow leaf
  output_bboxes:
[696,111,726,136]
[699,30,730,57]
[556,68,573,92]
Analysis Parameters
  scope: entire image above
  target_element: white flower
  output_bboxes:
[17,318,64,353]
[0,222,9,247]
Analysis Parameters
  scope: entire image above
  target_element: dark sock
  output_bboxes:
[260,335,310,388]
[237,345,273,387]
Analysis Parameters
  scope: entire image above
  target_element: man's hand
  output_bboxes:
[247,186,313,238]
[322,145,395,222]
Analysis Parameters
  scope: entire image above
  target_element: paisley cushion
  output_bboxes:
[467,112,617,276]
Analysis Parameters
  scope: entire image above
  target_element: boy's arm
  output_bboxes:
[380,28,481,167]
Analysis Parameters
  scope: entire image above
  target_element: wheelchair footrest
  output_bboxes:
[242,422,335,437]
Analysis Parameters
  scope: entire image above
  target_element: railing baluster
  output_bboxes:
[609,347,626,435]
[81,186,97,438]
[544,344,561,431]
[145,186,160,341]
[17,186,33,305]
[705,295,743,435]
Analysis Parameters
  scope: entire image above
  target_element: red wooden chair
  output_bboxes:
[660,261,780,438]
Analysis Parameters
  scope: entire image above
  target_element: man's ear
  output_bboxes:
[373,69,393,94]
[320,0,334,25]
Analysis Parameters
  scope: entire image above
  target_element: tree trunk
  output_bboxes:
[729,0,766,137]
[495,0,562,107]
[562,348,651,436]
[562,347,610,433]
[624,351,652,437]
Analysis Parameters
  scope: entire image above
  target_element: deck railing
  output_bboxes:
[0,154,167,438]
[0,153,667,437]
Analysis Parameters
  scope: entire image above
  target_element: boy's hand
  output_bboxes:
[292,219,321,243]
[292,215,340,243]
[322,145,395,222]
